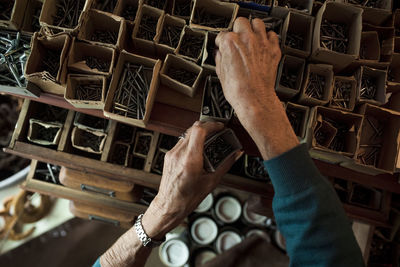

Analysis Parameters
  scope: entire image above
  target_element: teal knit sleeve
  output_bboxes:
[264,144,365,267]
[93,258,101,267]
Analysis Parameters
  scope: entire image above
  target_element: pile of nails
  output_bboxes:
[168,67,197,86]
[203,77,232,119]
[93,0,118,13]
[91,30,118,44]
[286,33,304,50]
[286,108,303,136]
[0,1,13,21]
[332,81,352,109]
[76,83,103,101]
[85,56,110,73]
[112,63,152,120]
[193,8,230,29]
[137,15,158,41]
[360,75,377,100]
[160,25,182,48]
[306,73,326,100]
[53,0,85,28]
[179,33,205,60]
[0,31,31,87]
[320,19,348,54]
[280,65,298,89]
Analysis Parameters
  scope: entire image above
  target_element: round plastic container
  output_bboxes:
[245,228,271,242]
[159,238,190,267]
[215,230,243,254]
[242,201,268,226]
[194,193,214,213]
[192,248,217,267]
[214,195,242,224]
[190,216,219,246]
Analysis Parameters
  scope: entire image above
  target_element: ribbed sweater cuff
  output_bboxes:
[93,258,101,267]
[264,143,323,197]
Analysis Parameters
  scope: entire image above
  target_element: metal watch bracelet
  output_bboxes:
[134,214,165,248]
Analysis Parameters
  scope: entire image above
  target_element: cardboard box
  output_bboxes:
[286,102,310,139]
[201,31,217,73]
[40,0,92,32]
[359,31,380,62]
[172,0,194,21]
[104,50,162,128]
[298,64,334,106]
[21,0,43,33]
[341,104,400,175]
[356,66,387,106]
[283,11,314,58]
[306,106,363,164]
[190,0,239,31]
[77,9,126,49]
[387,57,400,93]
[176,25,207,63]
[0,0,28,30]
[25,32,71,95]
[329,76,357,112]
[363,23,394,63]
[109,141,131,166]
[311,2,362,72]
[160,54,203,97]
[155,14,186,57]
[67,39,116,77]
[244,155,269,181]
[200,75,233,124]
[27,118,63,146]
[395,9,400,36]
[65,74,106,110]
[346,0,392,11]
[275,54,305,100]
[114,0,142,21]
[362,6,393,27]
[204,129,242,173]
[74,112,110,132]
[71,126,107,154]
[269,5,290,48]
[131,4,164,55]
[275,0,313,15]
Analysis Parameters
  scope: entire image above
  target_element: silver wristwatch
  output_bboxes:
[134,214,165,248]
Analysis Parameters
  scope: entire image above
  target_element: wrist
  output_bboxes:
[142,196,184,240]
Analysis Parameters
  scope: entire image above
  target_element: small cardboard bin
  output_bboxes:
[190,0,239,32]
[160,54,203,98]
[25,32,71,95]
[67,39,116,77]
[311,2,362,72]
[298,64,334,106]
[276,54,305,100]
[104,50,162,127]
[65,74,106,110]
[78,9,126,49]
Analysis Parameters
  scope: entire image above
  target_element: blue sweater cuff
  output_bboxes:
[264,143,323,197]
[93,258,101,267]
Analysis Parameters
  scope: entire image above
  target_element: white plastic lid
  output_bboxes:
[194,194,214,213]
[274,230,287,251]
[194,250,217,267]
[245,229,271,242]
[215,196,242,224]
[242,202,268,226]
[190,217,218,245]
[215,230,242,254]
[159,239,190,267]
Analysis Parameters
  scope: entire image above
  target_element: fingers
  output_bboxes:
[213,151,244,178]
[215,50,222,76]
[251,18,267,40]
[267,31,280,47]
[233,17,252,34]
[215,31,229,49]
[188,121,224,154]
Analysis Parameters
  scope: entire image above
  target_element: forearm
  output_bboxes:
[265,145,364,266]
[100,197,183,267]
[237,92,299,160]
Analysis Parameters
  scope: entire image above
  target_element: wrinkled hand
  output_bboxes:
[142,121,242,239]
[215,17,281,117]
[215,18,298,160]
